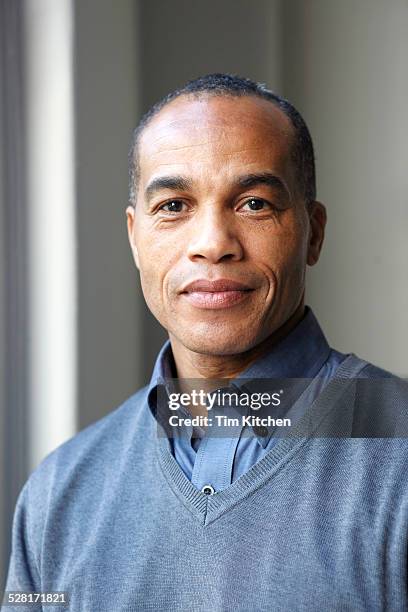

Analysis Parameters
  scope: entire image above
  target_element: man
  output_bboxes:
[5,74,408,611]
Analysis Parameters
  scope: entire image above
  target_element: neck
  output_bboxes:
[169,302,305,380]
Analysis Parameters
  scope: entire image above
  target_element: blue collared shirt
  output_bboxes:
[147,307,347,493]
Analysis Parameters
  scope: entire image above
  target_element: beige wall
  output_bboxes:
[139,0,282,109]
[283,0,408,375]
[75,0,142,429]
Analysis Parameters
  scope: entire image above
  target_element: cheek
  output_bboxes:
[277,230,310,299]
[134,231,161,293]
[254,223,308,280]
[138,253,164,300]
[135,232,180,320]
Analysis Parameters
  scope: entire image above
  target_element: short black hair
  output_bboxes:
[128,73,316,207]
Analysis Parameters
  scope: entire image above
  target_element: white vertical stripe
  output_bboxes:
[24,0,77,469]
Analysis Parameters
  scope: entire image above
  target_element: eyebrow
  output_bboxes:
[144,171,290,202]
[237,172,290,197]
[145,175,193,201]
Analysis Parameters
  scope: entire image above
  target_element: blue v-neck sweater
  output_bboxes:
[5,354,408,611]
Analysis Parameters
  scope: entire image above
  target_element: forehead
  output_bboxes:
[137,94,296,188]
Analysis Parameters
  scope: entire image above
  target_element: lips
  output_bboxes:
[180,278,254,310]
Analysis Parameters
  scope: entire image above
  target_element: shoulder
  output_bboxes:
[339,352,404,381]
[342,353,408,395]
[22,384,154,518]
[8,385,155,585]
[354,357,407,395]
[38,384,150,464]
[341,355,408,436]
[358,359,401,379]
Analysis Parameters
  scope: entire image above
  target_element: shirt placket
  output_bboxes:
[190,393,244,493]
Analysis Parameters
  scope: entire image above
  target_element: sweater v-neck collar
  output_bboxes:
[153,354,369,526]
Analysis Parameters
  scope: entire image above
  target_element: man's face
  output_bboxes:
[126,94,325,356]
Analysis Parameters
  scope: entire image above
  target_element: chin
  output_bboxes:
[176,326,258,357]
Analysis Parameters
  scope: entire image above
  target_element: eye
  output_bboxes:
[159,200,187,213]
[240,198,270,212]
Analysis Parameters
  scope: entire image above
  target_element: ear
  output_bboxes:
[307,201,327,266]
[125,205,140,269]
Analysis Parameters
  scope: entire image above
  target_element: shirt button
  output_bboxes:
[253,425,269,438]
[201,484,215,496]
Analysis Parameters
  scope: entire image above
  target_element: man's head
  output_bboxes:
[128,73,316,209]
[126,73,326,357]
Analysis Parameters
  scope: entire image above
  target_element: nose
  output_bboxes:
[186,208,244,264]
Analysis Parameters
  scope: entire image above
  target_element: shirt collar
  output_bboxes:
[237,306,331,381]
[147,306,332,445]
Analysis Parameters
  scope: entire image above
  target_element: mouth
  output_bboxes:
[179,278,254,310]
